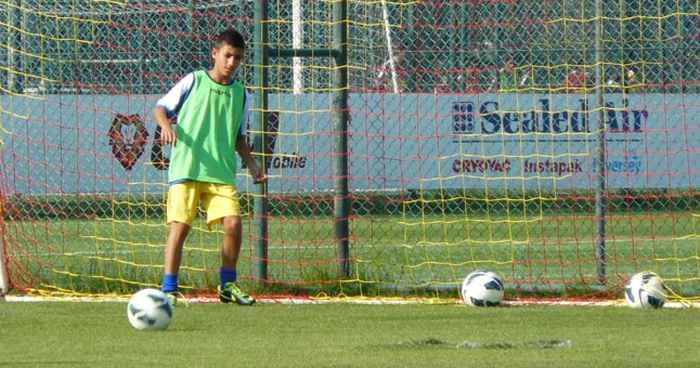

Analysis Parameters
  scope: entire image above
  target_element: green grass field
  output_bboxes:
[1,301,698,367]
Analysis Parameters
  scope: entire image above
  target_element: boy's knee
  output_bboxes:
[222,216,241,234]
[169,221,191,237]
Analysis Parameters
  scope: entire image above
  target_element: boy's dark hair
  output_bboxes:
[215,29,245,49]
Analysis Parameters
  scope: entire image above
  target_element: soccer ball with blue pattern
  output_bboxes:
[127,288,174,330]
[624,272,667,309]
[460,271,505,307]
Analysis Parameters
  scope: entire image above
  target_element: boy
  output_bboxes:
[152,29,266,306]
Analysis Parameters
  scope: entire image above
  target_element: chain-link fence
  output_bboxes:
[5,1,699,94]
[1,0,698,300]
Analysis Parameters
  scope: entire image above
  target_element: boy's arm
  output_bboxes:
[235,137,267,184]
[152,72,195,146]
[153,107,177,146]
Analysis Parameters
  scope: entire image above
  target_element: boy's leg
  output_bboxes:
[162,182,199,305]
[162,222,189,305]
[202,184,255,305]
[220,215,242,271]
[162,222,190,288]
[217,215,255,305]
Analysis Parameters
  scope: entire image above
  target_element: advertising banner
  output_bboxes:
[1,93,696,194]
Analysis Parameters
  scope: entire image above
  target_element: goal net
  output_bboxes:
[0,0,698,302]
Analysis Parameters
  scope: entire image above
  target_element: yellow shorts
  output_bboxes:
[167,181,240,226]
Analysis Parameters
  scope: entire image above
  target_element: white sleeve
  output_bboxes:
[238,90,252,138]
[155,73,195,119]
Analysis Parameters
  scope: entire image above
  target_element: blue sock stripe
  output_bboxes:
[162,274,178,293]
[220,268,237,286]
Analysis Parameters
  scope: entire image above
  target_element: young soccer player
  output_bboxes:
[152,29,267,306]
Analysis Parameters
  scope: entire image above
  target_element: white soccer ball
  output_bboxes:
[127,288,173,330]
[624,272,667,309]
[460,271,505,307]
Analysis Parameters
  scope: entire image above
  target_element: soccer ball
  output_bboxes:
[127,288,173,330]
[460,271,505,307]
[624,272,667,309]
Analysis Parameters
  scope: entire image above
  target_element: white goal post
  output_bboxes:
[0,238,9,295]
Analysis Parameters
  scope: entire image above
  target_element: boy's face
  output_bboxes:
[212,44,244,79]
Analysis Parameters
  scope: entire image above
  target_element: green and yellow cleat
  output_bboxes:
[218,282,256,306]
[167,292,187,307]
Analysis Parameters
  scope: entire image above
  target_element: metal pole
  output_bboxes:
[333,0,350,278]
[6,2,12,92]
[1,0,21,294]
[594,0,607,282]
[0,187,8,294]
[8,0,23,93]
[189,0,199,71]
[252,0,269,284]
